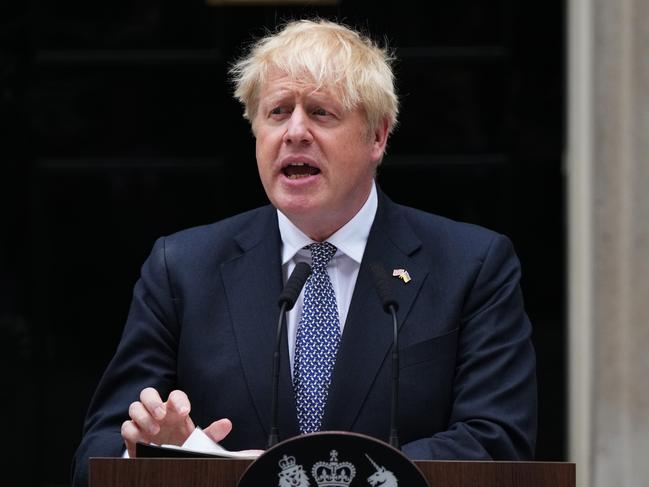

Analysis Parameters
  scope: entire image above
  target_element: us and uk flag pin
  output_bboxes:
[392,268,411,283]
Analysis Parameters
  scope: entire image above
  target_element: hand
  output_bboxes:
[120,387,200,457]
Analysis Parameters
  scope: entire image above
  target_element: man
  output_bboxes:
[72,18,537,486]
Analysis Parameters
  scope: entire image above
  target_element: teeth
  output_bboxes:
[283,161,318,179]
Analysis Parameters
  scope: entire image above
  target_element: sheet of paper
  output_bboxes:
[160,426,262,459]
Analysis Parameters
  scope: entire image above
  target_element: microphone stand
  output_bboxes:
[387,302,400,449]
[267,262,311,448]
[268,301,288,448]
[370,262,401,449]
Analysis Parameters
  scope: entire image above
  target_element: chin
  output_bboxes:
[273,186,316,208]
[278,202,316,218]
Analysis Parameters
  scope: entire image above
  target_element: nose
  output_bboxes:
[283,107,313,145]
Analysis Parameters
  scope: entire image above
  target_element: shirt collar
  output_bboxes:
[278,182,378,265]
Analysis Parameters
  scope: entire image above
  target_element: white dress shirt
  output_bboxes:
[277,182,378,372]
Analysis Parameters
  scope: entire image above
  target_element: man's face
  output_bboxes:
[252,70,388,241]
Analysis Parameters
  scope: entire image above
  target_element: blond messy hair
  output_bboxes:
[229,18,399,136]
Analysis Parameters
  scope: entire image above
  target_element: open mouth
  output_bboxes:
[282,163,320,179]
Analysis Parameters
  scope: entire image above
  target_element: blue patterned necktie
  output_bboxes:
[293,242,341,434]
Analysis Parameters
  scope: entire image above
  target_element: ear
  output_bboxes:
[370,117,390,162]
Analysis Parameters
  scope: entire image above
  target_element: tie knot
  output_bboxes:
[306,242,337,272]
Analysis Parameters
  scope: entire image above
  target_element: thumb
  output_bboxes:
[203,418,233,444]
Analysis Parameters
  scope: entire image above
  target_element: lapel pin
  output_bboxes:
[392,268,411,283]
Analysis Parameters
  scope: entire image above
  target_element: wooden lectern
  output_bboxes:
[89,457,575,486]
[90,431,573,486]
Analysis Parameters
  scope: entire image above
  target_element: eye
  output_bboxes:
[312,107,330,117]
[270,106,290,116]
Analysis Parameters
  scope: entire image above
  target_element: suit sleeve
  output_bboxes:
[71,237,181,487]
[401,233,538,460]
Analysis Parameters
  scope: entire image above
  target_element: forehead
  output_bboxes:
[259,68,339,102]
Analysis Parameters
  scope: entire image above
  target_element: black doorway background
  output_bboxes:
[0,1,565,485]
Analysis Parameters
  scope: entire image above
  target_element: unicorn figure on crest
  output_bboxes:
[365,454,398,487]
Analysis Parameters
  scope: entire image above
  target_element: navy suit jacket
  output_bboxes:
[72,190,537,486]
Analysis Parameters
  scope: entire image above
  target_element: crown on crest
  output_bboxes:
[278,454,297,471]
[312,450,356,487]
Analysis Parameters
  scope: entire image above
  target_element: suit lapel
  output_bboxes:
[221,207,299,440]
[322,192,428,432]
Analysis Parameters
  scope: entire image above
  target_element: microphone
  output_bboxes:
[370,262,400,449]
[268,262,312,448]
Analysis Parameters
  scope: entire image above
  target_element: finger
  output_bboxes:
[183,414,196,435]
[128,401,160,436]
[175,413,196,441]
[203,418,233,444]
[166,390,191,416]
[121,420,147,458]
[139,387,166,420]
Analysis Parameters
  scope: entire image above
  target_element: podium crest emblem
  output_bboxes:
[242,432,426,487]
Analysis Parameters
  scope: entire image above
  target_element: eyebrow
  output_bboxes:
[265,91,343,111]
[262,92,291,107]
